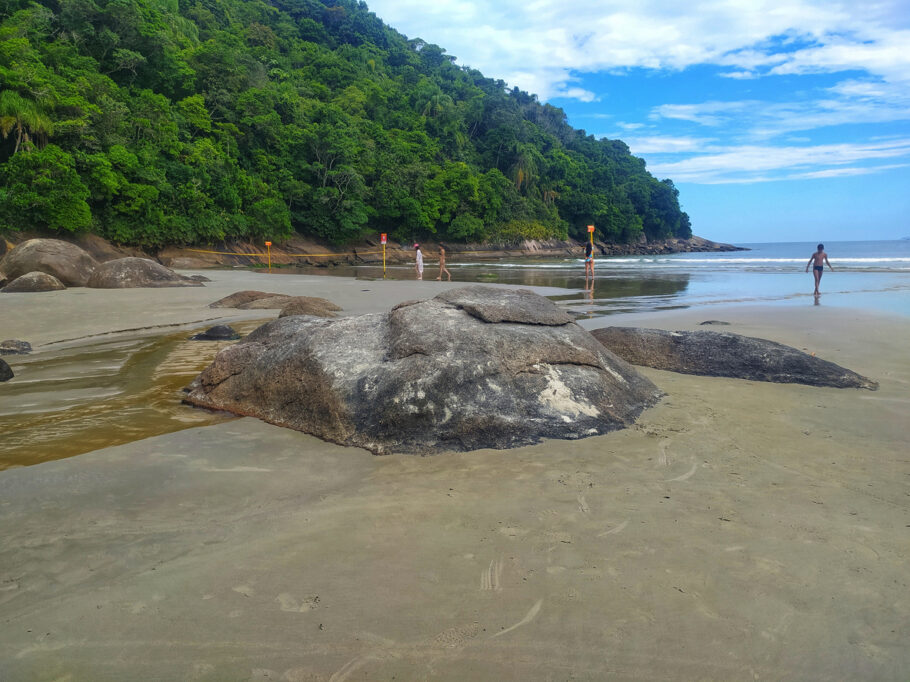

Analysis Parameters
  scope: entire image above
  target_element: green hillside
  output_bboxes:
[0,0,691,248]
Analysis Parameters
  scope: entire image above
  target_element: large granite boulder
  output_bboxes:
[0,358,12,382]
[86,257,203,288]
[185,287,661,455]
[0,239,98,286]
[278,296,341,318]
[591,327,878,390]
[1,271,66,292]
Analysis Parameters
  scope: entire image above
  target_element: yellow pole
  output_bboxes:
[265,241,272,273]
[382,243,386,278]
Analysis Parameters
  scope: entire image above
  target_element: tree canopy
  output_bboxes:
[0,0,692,247]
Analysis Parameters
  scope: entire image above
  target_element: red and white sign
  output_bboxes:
[587,225,595,233]
[380,233,387,244]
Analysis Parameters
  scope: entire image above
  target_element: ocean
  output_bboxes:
[300,240,910,318]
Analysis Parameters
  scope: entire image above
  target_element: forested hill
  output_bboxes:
[0,0,692,248]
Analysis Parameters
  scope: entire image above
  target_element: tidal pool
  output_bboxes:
[0,321,266,470]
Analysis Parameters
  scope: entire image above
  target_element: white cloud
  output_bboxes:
[645,139,910,183]
[560,87,599,102]
[647,84,910,139]
[795,163,910,179]
[651,101,754,127]
[622,136,714,154]
[366,0,910,100]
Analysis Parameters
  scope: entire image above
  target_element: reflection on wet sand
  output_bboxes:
[284,262,692,315]
[0,321,265,471]
[552,274,692,316]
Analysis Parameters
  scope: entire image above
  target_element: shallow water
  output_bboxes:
[286,240,910,317]
[0,323,265,471]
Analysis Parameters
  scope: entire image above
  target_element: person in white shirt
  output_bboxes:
[414,243,424,280]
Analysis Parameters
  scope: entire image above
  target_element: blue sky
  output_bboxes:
[366,0,910,243]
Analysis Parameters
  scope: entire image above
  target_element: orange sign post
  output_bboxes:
[265,241,272,273]
[587,224,595,245]
[380,233,387,277]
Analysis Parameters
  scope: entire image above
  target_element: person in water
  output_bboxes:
[805,243,833,295]
[436,245,452,281]
[584,241,594,286]
[414,243,424,280]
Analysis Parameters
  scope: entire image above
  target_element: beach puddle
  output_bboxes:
[0,321,266,470]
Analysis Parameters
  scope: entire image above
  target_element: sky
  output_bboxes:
[365,0,910,243]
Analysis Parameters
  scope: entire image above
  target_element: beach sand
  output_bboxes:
[1,271,908,680]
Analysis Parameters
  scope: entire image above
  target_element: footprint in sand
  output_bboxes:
[597,519,629,537]
[276,593,320,612]
[481,556,503,591]
[664,461,699,482]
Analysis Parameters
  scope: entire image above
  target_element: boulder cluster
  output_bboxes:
[0,239,201,293]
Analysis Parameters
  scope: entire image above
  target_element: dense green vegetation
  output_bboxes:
[0,0,691,247]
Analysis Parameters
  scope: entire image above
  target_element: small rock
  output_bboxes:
[188,274,212,282]
[699,320,731,326]
[278,296,341,318]
[236,295,294,310]
[0,358,13,382]
[1,271,66,293]
[0,340,32,355]
[190,325,240,341]
[209,291,286,308]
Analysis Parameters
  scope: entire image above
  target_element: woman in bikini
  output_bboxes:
[584,241,594,287]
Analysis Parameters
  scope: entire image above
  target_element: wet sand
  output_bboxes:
[1,272,909,680]
[2,271,558,468]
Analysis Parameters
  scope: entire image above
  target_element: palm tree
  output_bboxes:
[0,90,54,155]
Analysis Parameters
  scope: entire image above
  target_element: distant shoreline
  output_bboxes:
[1,232,745,271]
[156,234,746,270]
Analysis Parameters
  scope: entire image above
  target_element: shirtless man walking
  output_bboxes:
[805,243,833,296]
[436,246,452,281]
